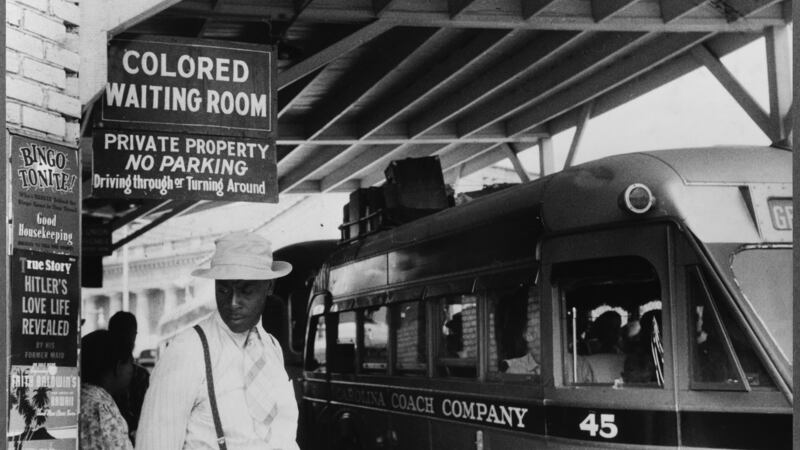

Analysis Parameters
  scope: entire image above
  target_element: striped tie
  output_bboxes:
[244,328,278,441]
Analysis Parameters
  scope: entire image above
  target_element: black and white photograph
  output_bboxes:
[1,0,797,449]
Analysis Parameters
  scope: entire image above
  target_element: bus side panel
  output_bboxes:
[680,411,792,450]
[390,413,431,449]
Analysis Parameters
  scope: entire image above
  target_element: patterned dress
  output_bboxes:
[80,383,134,450]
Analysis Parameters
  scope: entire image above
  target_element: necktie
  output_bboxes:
[244,328,278,441]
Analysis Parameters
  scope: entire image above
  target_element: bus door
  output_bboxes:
[540,223,678,448]
[672,233,792,449]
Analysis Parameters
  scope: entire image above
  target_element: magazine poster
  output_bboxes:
[7,364,79,449]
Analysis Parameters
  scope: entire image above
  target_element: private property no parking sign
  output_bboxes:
[92,36,278,203]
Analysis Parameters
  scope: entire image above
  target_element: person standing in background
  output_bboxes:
[109,311,151,444]
[79,330,135,450]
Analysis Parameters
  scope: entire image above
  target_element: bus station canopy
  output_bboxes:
[81,0,791,248]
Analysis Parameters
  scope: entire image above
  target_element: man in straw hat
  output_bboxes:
[137,232,299,450]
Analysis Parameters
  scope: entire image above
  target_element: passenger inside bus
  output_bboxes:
[502,313,542,375]
[581,311,626,382]
[621,309,664,385]
[501,294,541,376]
[438,295,478,377]
[687,267,775,388]
[557,256,663,387]
[489,281,542,381]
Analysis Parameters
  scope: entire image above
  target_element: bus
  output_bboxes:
[298,146,792,450]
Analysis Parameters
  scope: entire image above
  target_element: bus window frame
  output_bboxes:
[391,299,429,377]
[432,292,480,379]
[358,304,390,374]
[305,313,327,375]
[541,223,677,410]
[480,268,544,385]
[671,229,790,413]
[686,265,750,391]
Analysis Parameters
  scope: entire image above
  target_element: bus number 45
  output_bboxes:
[579,413,618,439]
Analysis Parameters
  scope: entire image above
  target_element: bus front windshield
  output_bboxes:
[730,247,792,364]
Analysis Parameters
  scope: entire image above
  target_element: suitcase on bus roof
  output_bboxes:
[383,156,448,211]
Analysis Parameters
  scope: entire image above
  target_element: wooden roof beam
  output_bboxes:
[660,0,709,23]
[372,0,398,17]
[196,0,222,37]
[765,25,791,140]
[507,32,711,136]
[277,20,394,90]
[449,0,479,19]
[278,146,349,192]
[165,6,788,32]
[691,44,773,140]
[286,180,359,194]
[112,202,202,250]
[303,28,441,140]
[591,0,642,22]
[545,32,761,140]
[564,101,593,168]
[408,31,582,138]
[522,0,561,20]
[326,119,548,189]
[455,31,649,137]
[292,26,462,174]
[442,144,507,180]
[438,143,501,172]
[278,122,545,145]
[538,136,555,176]
[319,144,429,192]
[108,200,173,231]
[719,0,783,22]
[502,143,531,182]
[357,29,514,139]
[278,68,325,118]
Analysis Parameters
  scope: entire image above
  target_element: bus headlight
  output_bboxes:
[620,183,655,214]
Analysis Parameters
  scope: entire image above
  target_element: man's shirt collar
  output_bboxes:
[213,311,265,348]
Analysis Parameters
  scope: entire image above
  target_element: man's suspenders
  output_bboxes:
[193,325,228,450]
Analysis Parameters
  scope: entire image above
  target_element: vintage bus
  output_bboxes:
[298,146,792,449]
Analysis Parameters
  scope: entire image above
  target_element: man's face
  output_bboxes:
[215,279,273,333]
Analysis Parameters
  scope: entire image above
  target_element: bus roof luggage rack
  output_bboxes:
[339,157,451,244]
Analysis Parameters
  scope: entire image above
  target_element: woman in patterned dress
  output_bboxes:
[79,329,134,449]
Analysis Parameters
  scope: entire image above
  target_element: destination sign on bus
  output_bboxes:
[767,198,792,230]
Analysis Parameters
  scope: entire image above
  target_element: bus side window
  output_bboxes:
[555,256,664,387]
[436,294,478,378]
[307,315,327,372]
[489,283,542,382]
[392,301,427,375]
[360,306,388,373]
[330,311,357,374]
[687,266,775,389]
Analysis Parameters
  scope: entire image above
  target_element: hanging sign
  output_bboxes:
[94,36,279,202]
[100,36,276,136]
[81,217,113,256]
[91,129,277,202]
[9,133,80,255]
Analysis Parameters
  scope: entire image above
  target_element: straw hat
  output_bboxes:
[191,232,292,280]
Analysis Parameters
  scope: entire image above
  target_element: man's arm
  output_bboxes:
[136,331,203,450]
